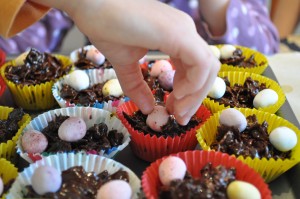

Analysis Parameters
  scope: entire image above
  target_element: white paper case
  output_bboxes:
[17,107,131,163]
[6,153,141,199]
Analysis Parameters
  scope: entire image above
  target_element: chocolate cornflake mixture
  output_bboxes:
[211,115,291,159]
[23,166,129,199]
[74,47,113,70]
[60,83,122,106]
[211,76,268,108]
[5,48,71,85]
[159,163,236,199]
[220,48,266,68]
[40,115,124,153]
[0,108,25,143]
[123,88,201,138]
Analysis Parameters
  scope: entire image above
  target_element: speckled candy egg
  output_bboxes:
[208,77,226,99]
[86,46,105,65]
[58,117,87,142]
[220,44,236,59]
[269,126,297,152]
[227,180,261,199]
[0,177,3,196]
[102,78,123,97]
[31,166,62,195]
[150,60,173,77]
[21,129,48,154]
[219,108,247,132]
[253,89,278,109]
[158,70,175,91]
[96,180,132,199]
[14,51,29,66]
[65,70,90,91]
[159,156,187,186]
[146,105,169,132]
[209,45,221,59]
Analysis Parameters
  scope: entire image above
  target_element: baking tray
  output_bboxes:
[12,52,300,198]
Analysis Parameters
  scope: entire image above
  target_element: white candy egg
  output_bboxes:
[96,180,132,199]
[253,89,278,108]
[150,60,173,77]
[146,105,169,132]
[220,44,236,59]
[0,177,3,196]
[219,108,247,132]
[227,180,261,199]
[86,46,105,65]
[159,156,187,186]
[209,45,221,59]
[208,77,226,99]
[21,129,48,154]
[102,78,123,97]
[65,70,90,91]
[58,117,87,142]
[269,126,297,152]
[31,166,62,195]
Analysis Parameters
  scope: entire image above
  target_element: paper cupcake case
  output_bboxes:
[52,68,128,114]
[116,101,211,162]
[17,107,131,163]
[0,158,18,199]
[141,150,272,199]
[6,153,141,199]
[203,71,286,114]
[215,44,268,74]
[0,106,31,160]
[0,55,72,111]
[196,107,300,183]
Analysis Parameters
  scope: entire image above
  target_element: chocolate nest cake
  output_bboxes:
[211,76,268,108]
[74,47,113,70]
[36,115,124,153]
[0,108,25,143]
[4,48,71,86]
[211,114,291,159]
[59,82,123,107]
[220,48,266,68]
[159,163,236,199]
[23,166,129,198]
[123,89,202,138]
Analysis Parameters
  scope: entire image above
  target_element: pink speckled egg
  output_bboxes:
[146,105,169,132]
[158,70,175,91]
[96,180,132,199]
[219,108,247,132]
[86,46,105,65]
[58,117,87,142]
[21,129,48,154]
[31,166,62,195]
[159,156,187,186]
[150,60,173,77]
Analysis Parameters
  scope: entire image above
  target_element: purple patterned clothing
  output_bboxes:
[0,0,279,55]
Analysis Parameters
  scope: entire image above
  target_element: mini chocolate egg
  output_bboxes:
[14,51,29,66]
[219,108,247,132]
[102,78,123,97]
[150,60,173,77]
[21,129,48,154]
[209,45,221,59]
[158,70,175,91]
[208,77,226,99]
[269,126,297,152]
[159,156,187,186]
[253,89,278,108]
[31,166,62,195]
[96,180,132,199]
[227,180,261,199]
[146,105,169,132]
[86,46,105,65]
[58,117,87,142]
[65,70,90,91]
[0,177,3,196]
[220,44,236,59]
